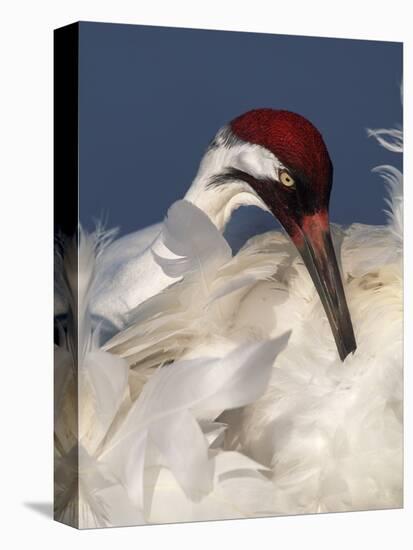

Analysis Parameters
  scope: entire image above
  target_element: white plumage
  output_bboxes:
[54,116,402,527]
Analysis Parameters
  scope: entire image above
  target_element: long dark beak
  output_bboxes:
[295,213,357,361]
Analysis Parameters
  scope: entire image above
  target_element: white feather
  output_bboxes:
[100,335,289,513]
[54,228,133,528]
[153,200,232,278]
[145,452,277,523]
[104,201,286,370]
[372,164,403,247]
[367,126,403,153]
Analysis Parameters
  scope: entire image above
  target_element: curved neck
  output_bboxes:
[184,135,271,231]
[184,173,247,232]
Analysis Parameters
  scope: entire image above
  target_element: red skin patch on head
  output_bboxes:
[231,109,332,191]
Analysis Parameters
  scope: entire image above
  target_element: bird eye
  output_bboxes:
[279,170,295,188]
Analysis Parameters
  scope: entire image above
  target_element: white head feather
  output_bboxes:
[184,125,286,230]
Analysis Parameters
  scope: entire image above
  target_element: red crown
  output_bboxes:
[231,109,332,186]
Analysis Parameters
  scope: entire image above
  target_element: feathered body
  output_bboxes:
[55,110,402,526]
[104,161,402,515]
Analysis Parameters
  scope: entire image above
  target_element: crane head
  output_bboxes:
[207,109,357,361]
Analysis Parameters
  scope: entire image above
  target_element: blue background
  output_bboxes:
[78,22,402,239]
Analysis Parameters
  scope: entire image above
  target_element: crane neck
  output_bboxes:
[184,137,269,232]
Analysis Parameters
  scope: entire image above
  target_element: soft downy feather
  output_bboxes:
[104,200,289,371]
[145,451,279,523]
[368,123,403,251]
[55,224,291,527]
[375,165,403,244]
[54,228,133,528]
[367,126,403,154]
[100,335,289,519]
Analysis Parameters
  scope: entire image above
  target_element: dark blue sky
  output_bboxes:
[78,22,402,238]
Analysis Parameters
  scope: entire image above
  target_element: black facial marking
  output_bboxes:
[207,167,257,188]
[207,167,331,236]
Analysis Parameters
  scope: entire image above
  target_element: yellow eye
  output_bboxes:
[279,170,295,188]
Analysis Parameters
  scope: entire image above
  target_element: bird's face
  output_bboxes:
[211,109,356,361]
